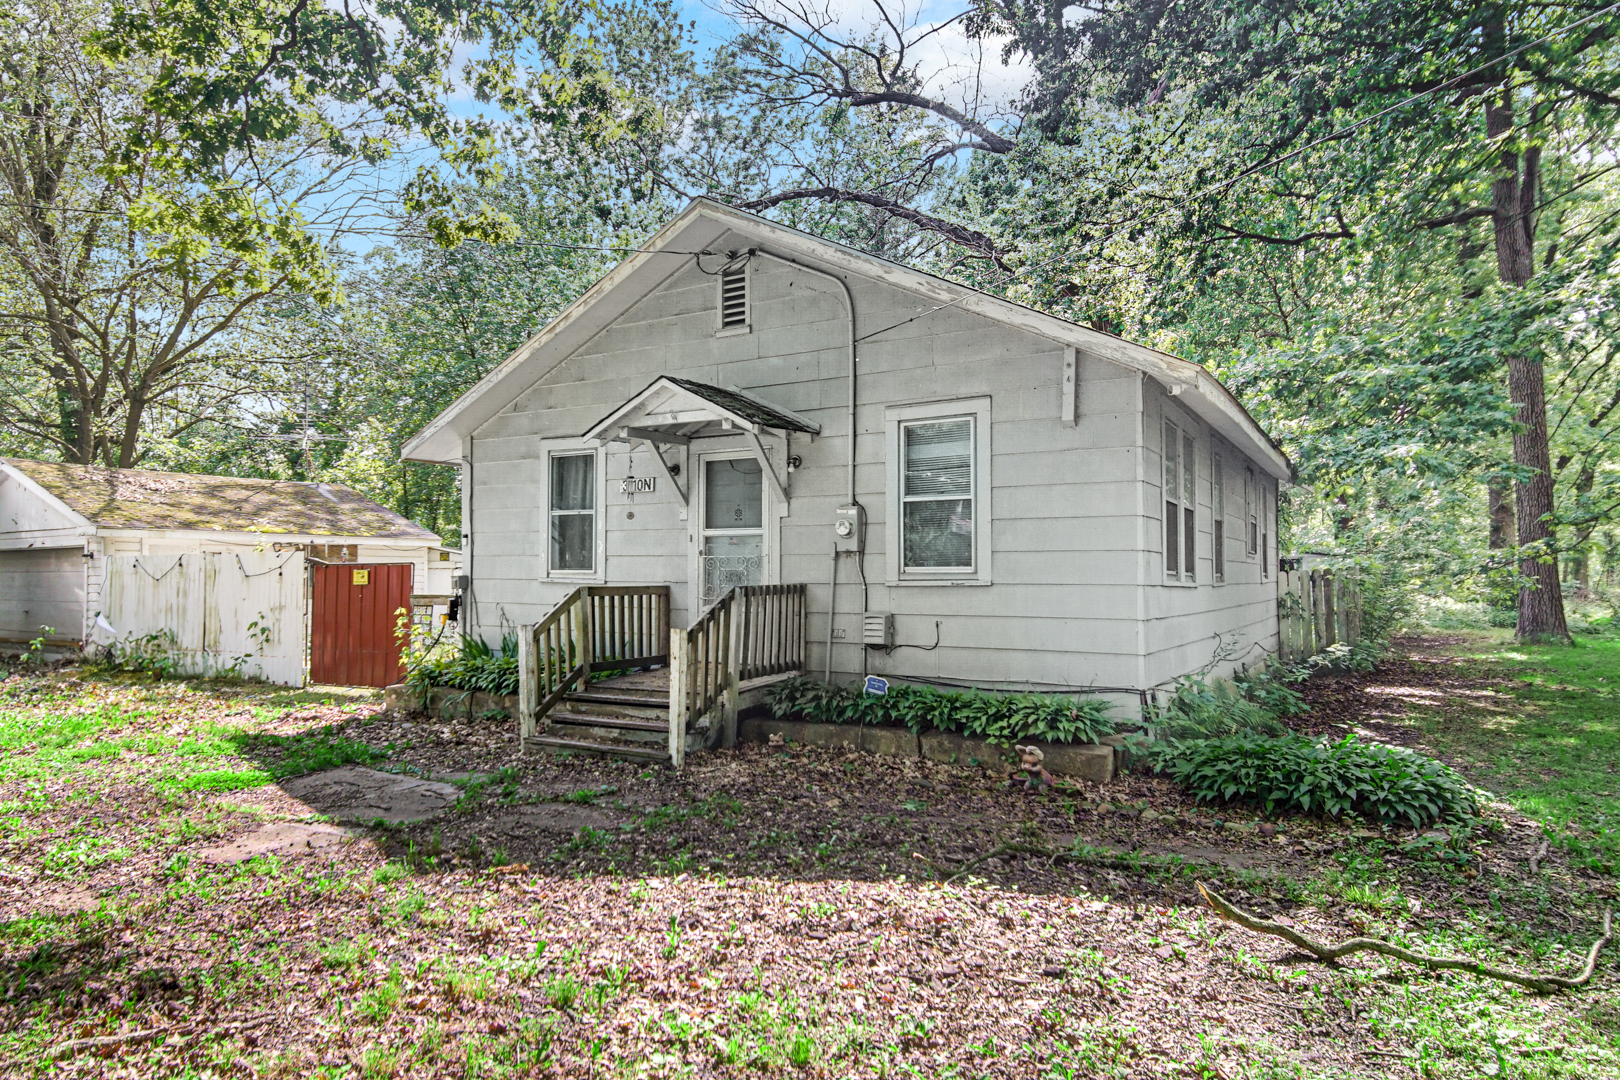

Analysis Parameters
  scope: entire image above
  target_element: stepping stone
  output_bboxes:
[280,766,462,823]
[198,822,354,865]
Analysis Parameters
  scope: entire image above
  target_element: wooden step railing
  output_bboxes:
[518,585,671,748]
[668,583,806,767]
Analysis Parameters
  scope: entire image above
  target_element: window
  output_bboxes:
[902,417,974,570]
[1261,484,1271,579]
[548,451,596,573]
[884,397,992,584]
[718,264,748,332]
[1163,420,1195,582]
[1212,451,1225,584]
[1245,464,1259,557]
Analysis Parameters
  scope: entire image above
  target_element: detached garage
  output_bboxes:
[0,459,454,686]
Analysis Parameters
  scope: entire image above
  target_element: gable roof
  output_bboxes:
[583,377,822,445]
[0,459,441,541]
[402,198,1290,480]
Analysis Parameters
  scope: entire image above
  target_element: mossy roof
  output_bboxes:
[4,459,441,541]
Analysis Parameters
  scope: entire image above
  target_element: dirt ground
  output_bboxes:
[1,638,1616,1078]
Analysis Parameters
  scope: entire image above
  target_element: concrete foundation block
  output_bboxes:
[859,726,921,758]
[919,732,1013,771]
[1035,742,1116,783]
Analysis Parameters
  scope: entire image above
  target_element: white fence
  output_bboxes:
[100,551,306,685]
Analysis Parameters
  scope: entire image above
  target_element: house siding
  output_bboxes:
[1142,380,1280,686]
[463,234,1162,696]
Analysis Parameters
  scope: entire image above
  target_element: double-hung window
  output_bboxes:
[1212,450,1226,584]
[902,417,975,571]
[548,451,597,573]
[1245,464,1259,558]
[885,397,991,584]
[1261,484,1271,580]
[1163,420,1196,582]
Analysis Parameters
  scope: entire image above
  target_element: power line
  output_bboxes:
[857,0,1620,342]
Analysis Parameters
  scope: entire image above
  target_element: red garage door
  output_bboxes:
[310,563,413,687]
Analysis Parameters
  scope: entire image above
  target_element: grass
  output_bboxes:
[1403,632,1620,872]
[0,658,1616,1078]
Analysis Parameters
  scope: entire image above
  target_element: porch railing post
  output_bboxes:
[668,626,688,768]
[722,590,743,748]
[518,624,537,750]
[574,587,593,691]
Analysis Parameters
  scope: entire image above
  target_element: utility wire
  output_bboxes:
[854,0,1620,342]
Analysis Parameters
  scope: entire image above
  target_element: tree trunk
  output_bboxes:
[1488,481,1514,549]
[1487,91,1570,643]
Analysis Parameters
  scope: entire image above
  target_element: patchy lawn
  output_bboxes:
[0,640,1615,1079]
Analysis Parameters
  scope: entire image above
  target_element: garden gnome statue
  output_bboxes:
[1015,745,1055,792]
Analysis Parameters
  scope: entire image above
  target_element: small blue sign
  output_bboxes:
[864,676,889,696]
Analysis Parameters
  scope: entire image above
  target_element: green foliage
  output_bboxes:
[404,634,520,699]
[764,676,1114,744]
[1166,734,1478,827]
[1149,676,1287,744]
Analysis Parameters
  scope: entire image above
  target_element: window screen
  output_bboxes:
[902,417,973,569]
[549,452,595,572]
[1246,465,1258,556]
[1212,451,1225,583]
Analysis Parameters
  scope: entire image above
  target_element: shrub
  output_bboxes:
[404,633,519,698]
[1150,676,1287,742]
[1230,661,1309,718]
[1165,733,1477,827]
[764,676,1115,744]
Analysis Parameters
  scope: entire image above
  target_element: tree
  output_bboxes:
[0,0,343,465]
[973,0,1620,641]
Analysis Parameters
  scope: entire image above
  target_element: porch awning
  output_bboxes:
[582,378,818,506]
[581,377,819,446]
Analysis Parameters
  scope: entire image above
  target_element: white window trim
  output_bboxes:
[884,396,992,586]
[542,442,605,581]
[1161,414,1197,587]
[1245,463,1259,561]
[714,259,752,337]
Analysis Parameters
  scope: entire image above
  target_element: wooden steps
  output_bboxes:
[525,669,677,764]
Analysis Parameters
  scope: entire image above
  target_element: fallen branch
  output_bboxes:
[49,1013,275,1059]
[1198,882,1612,994]
[1529,839,1550,874]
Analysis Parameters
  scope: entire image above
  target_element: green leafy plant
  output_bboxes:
[1164,733,1478,827]
[764,677,1114,744]
[404,632,520,698]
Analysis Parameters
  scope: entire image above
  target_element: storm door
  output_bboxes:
[698,453,766,605]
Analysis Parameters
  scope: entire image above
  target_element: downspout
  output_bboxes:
[752,250,857,680]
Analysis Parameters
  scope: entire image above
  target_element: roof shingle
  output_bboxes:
[3,459,441,541]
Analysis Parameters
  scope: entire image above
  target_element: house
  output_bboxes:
[403,199,1290,760]
[0,459,454,686]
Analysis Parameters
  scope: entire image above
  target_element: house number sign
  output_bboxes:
[620,476,656,494]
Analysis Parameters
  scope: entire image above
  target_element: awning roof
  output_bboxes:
[582,377,820,446]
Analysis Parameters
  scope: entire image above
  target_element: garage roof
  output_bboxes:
[1,459,440,540]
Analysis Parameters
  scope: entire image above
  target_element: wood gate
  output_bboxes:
[310,562,413,687]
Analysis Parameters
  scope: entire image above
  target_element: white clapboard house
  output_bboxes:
[403,199,1290,763]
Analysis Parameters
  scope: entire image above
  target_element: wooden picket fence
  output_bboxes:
[1278,566,1363,664]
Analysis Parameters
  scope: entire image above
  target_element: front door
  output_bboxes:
[697,452,766,606]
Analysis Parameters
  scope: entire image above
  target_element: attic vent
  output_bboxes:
[719,265,748,330]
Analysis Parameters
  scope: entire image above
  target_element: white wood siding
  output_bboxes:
[1142,380,1280,685]
[464,237,1157,692]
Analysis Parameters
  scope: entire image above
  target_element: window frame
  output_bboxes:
[1162,416,1197,585]
[543,445,604,580]
[1211,448,1226,585]
[884,396,993,586]
[1245,464,1259,559]
[714,260,752,337]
